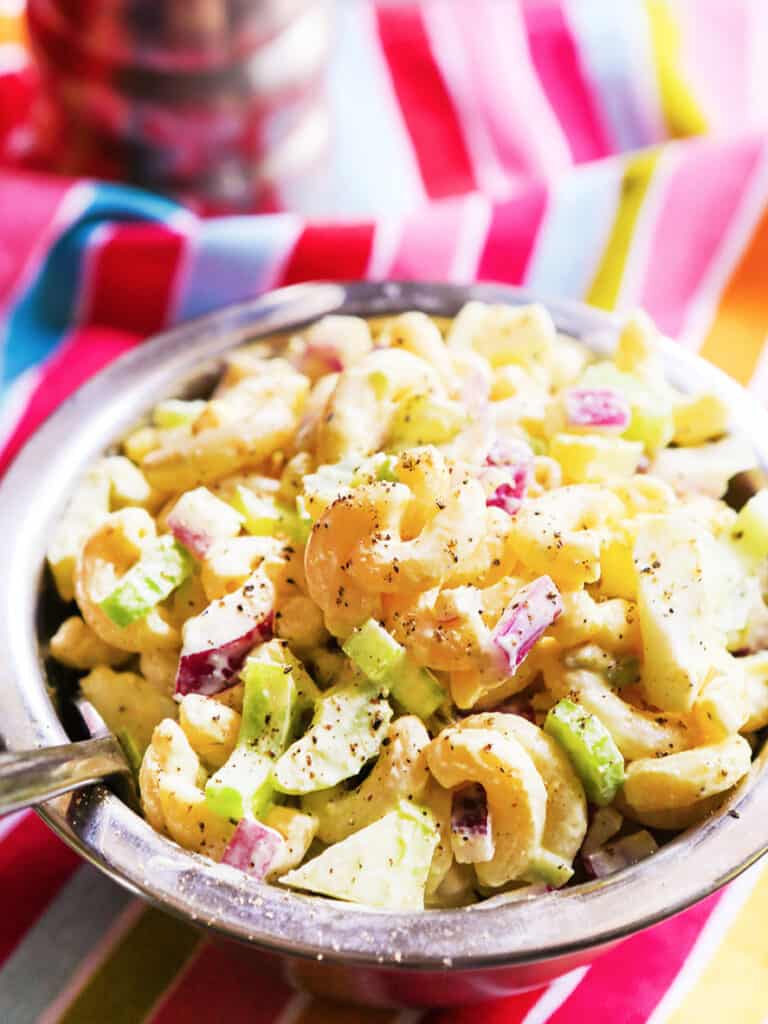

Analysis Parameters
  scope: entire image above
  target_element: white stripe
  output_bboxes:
[449,193,492,282]
[678,144,768,352]
[0,0,25,15]
[274,991,311,1024]
[164,217,199,328]
[324,1,426,216]
[36,900,145,1024]
[0,365,41,451]
[520,967,590,1024]
[615,144,680,311]
[367,216,404,281]
[70,223,116,326]
[0,809,27,843]
[645,864,764,1024]
[0,42,27,72]
[420,0,511,198]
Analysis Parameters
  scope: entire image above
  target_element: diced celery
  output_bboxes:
[116,729,143,780]
[272,680,392,794]
[205,647,306,820]
[521,849,574,888]
[375,455,399,483]
[280,801,439,910]
[343,619,445,717]
[606,656,640,690]
[389,393,466,448]
[233,486,311,545]
[99,535,193,627]
[390,659,445,718]
[544,699,625,806]
[733,490,768,562]
[152,398,206,429]
[343,619,405,685]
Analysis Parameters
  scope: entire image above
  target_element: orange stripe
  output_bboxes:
[698,203,768,384]
[0,13,25,46]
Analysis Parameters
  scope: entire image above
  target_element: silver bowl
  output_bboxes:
[1,281,767,1007]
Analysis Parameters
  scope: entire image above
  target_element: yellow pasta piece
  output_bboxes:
[673,393,729,446]
[549,434,644,485]
[178,694,241,770]
[741,651,768,732]
[622,736,752,812]
[426,726,547,888]
[49,616,131,670]
[550,590,640,655]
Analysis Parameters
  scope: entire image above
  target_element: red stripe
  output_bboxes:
[0,813,80,967]
[477,186,548,284]
[279,223,375,285]
[432,984,544,1023]
[149,941,295,1024]
[82,224,185,335]
[0,325,140,475]
[0,172,74,309]
[546,892,722,1024]
[521,1,612,163]
[375,5,477,199]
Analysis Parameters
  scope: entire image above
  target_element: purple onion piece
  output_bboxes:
[450,783,495,864]
[484,439,534,516]
[166,516,211,560]
[582,830,659,879]
[175,612,273,696]
[222,818,284,880]
[564,388,631,430]
[491,576,563,674]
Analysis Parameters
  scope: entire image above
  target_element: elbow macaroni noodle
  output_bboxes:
[45,302,768,907]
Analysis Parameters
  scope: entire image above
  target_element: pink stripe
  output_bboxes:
[545,892,722,1024]
[521,0,612,163]
[0,174,75,310]
[0,324,140,475]
[477,185,549,284]
[390,197,467,280]
[451,0,572,183]
[149,941,295,1024]
[639,135,765,336]
[673,0,750,135]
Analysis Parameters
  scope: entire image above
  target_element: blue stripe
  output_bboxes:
[174,213,299,323]
[1,182,180,390]
[0,865,134,1024]
[526,160,621,299]
[565,0,660,153]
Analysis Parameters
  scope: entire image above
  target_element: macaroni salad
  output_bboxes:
[46,303,768,910]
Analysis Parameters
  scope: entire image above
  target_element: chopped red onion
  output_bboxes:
[166,520,211,560]
[564,388,630,431]
[582,830,659,879]
[175,580,273,696]
[297,344,344,376]
[491,576,563,674]
[450,783,495,864]
[484,439,534,516]
[222,818,284,880]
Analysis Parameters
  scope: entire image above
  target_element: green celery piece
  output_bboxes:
[580,362,674,454]
[280,800,439,909]
[544,699,626,806]
[390,659,445,719]
[233,486,311,545]
[375,455,399,483]
[732,490,768,562]
[389,393,466,448]
[152,398,206,429]
[116,729,143,780]
[606,656,641,691]
[342,619,404,685]
[272,678,392,795]
[99,535,193,628]
[521,849,574,888]
[205,654,302,820]
[343,618,445,717]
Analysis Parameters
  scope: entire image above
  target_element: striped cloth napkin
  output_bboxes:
[2,2,768,1021]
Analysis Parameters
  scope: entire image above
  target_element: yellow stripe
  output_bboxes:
[57,908,200,1024]
[645,0,708,139]
[0,12,24,45]
[665,863,768,1024]
[586,149,660,311]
